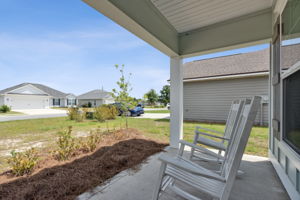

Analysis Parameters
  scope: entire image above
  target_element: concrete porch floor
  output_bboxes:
[77,147,290,200]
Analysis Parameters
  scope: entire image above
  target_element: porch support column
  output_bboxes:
[170,56,183,148]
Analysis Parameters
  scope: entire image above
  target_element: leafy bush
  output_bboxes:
[76,110,86,122]
[67,108,86,122]
[94,104,118,122]
[94,106,106,122]
[102,105,118,120]
[79,130,102,152]
[0,105,11,113]
[53,126,76,160]
[67,107,78,120]
[7,148,39,176]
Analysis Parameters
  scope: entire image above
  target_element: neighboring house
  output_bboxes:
[183,44,300,125]
[0,83,77,109]
[77,89,114,107]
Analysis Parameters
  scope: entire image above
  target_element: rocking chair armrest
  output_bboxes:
[195,130,230,141]
[158,154,226,182]
[179,140,224,159]
[195,126,224,135]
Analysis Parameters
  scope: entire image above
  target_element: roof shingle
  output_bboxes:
[77,90,112,100]
[0,83,68,98]
[183,44,300,80]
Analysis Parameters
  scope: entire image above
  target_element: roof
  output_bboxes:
[183,43,300,80]
[0,83,69,98]
[77,90,113,100]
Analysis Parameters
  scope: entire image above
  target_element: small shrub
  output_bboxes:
[67,107,78,120]
[53,126,76,160]
[76,110,86,122]
[67,108,86,122]
[106,105,118,120]
[7,148,39,176]
[94,105,118,122]
[79,130,102,152]
[94,106,107,122]
[0,105,11,113]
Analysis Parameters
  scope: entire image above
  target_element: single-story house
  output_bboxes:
[183,43,300,125]
[77,89,114,107]
[0,83,77,109]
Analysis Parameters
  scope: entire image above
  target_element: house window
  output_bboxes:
[281,0,300,154]
[67,99,76,106]
[53,99,60,106]
[283,69,300,154]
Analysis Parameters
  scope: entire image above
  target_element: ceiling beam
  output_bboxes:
[83,0,179,57]
[179,9,273,58]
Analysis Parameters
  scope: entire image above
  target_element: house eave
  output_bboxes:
[183,71,269,83]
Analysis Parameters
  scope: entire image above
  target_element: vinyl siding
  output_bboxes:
[183,76,269,125]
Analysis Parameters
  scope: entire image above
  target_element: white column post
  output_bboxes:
[170,56,183,148]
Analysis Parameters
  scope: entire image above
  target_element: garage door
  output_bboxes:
[9,95,49,109]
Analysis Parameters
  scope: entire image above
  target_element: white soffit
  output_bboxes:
[151,0,274,33]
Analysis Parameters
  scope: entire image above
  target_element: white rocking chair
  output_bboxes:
[189,99,245,164]
[152,96,261,200]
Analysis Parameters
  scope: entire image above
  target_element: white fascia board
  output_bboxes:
[272,0,287,26]
[183,72,269,83]
[179,9,273,58]
[82,0,179,57]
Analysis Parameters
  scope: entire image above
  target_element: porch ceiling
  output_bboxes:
[83,0,275,57]
[151,0,273,33]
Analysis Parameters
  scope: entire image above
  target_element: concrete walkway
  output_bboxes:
[77,147,289,200]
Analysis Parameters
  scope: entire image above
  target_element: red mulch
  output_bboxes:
[0,129,167,200]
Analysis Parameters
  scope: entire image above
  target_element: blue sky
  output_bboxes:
[0,0,269,98]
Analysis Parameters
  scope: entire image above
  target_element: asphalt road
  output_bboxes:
[0,110,169,122]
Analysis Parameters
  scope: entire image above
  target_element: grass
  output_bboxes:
[51,107,68,110]
[144,106,165,108]
[0,117,268,172]
[145,110,170,113]
[0,111,24,115]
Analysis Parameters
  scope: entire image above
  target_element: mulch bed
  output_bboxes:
[0,129,167,200]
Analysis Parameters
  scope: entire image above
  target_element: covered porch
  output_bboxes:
[82,0,300,199]
[78,147,289,200]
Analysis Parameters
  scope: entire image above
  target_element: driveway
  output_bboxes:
[143,108,168,111]
[0,109,67,122]
[135,113,169,119]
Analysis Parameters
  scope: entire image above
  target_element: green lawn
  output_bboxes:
[0,117,268,172]
[145,110,170,113]
[0,117,268,155]
[0,111,24,115]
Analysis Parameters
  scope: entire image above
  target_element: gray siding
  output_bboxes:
[183,76,269,125]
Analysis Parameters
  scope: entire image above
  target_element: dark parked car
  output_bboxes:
[112,103,144,117]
